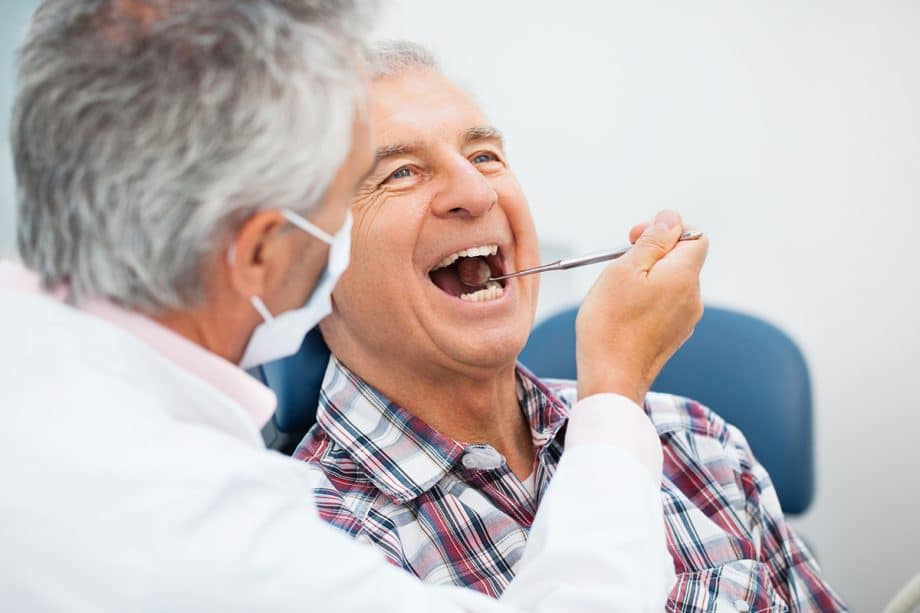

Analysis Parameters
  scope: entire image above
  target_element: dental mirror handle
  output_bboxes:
[489,230,703,283]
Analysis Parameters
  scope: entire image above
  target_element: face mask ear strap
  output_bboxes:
[282,209,334,244]
[250,296,275,322]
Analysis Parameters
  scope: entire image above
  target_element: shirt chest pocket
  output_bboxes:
[668,560,789,613]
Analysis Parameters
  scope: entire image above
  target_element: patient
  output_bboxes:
[295,41,846,611]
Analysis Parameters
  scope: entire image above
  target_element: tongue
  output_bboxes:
[429,256,491,297]
[457,257,491,286]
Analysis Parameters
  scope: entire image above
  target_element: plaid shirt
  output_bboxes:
[295,357,846,612]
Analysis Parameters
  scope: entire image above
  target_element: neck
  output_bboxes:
[154,302,251,364]
[338,354,536,479]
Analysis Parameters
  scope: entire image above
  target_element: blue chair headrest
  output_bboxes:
[519,305,814,515]
[256,326,330,446]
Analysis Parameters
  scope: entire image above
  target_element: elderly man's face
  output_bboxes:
[325,68,541,376]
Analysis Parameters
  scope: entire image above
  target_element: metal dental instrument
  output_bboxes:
[466,230,704,286]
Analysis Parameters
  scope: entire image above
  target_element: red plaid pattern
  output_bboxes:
[295,357,846,612]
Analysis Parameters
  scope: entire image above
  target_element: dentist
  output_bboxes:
[0,2,705,612]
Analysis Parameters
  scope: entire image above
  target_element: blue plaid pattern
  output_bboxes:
[294,357,846,611]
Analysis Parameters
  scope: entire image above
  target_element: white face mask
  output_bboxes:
[238,209,352,370]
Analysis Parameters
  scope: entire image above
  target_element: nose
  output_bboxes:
[429,156,497,219]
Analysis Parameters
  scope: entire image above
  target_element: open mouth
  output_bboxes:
[428,244,508,302]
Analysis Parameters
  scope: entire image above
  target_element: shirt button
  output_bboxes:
[733,600,750,612]
[461,445,505,470]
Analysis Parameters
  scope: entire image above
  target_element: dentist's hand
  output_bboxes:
[575,210,708,406]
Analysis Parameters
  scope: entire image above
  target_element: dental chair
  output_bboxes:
[250,327,331,455]
[518,304,815,516]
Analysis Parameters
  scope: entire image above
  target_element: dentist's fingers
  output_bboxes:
[627,215,707,276]
[649,228,709,277]
[628,223,647,244]
[618,210,683,273]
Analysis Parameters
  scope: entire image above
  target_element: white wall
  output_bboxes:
[371,1,919,611]
[0,1,37,257]
[1,1,917,610]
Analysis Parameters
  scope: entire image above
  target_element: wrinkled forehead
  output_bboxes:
[368,68,491,145]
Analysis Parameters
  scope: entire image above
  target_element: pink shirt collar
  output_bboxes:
[0,260,276,429]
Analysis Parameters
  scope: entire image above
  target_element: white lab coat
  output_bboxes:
[0,284,673,612]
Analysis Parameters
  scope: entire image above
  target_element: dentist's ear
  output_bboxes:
[225,210,290,301]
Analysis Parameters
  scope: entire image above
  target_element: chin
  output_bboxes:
[442,322,531,372]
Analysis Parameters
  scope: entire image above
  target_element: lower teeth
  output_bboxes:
[460,281,503,302]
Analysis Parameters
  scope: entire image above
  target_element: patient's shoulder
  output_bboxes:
[642,392,733,443]
[538,377,579,409]
[538,376,758,506]
[538,377,729,438]
[643,393,760,494]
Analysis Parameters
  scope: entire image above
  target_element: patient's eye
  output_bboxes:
[379,165,417,186]
[389,167,413,180]
[470,151,505,175]
[378,163,428,189]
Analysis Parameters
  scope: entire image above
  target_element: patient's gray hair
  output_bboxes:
[13,0,375,312]
[365,40,439,79]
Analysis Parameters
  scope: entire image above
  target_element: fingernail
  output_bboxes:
[653,210,680,230]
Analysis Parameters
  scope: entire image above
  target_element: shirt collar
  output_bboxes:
[315,356,569,504]
[0,261,276,429]
[515,362,572,447]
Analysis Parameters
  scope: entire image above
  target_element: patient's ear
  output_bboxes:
[226,210,290,300]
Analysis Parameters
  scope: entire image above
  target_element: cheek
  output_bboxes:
[339,207,414,303]
[334,242,386,308]
[496,186,540,308]
[500,195,540,266]
[519,225,541,269]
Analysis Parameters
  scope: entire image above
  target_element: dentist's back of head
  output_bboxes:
[13,0,369,312]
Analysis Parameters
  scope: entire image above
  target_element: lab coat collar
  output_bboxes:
[0,260,276,430]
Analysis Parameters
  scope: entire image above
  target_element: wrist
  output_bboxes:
[577,367,649,406]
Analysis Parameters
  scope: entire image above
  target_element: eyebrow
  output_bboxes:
[462,125,505,148]
[374,141,426,163]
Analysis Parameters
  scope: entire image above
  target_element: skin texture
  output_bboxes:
[155,109,375,365]
[322,68,709,480]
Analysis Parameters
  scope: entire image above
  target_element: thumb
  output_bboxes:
[621,210,683,272]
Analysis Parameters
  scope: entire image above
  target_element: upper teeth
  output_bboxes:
[432,244,498,271]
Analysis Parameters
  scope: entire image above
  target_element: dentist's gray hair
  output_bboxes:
[13,0,375,312]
